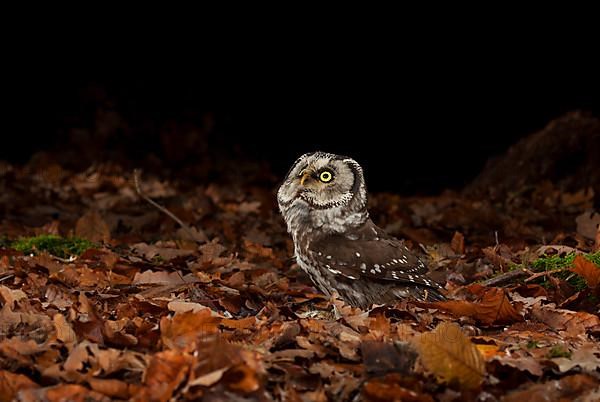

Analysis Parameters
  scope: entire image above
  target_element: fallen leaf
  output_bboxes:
[44,285,75,310]
[415,322,485,389]
[53,313,77,346]
[220,316,257,330]
[19,384,111,402]
[361,341,417,375]
[133,243,195,261]
[576,211,600,240]
[552,342,600,373]
[362,373,434,402]
[0,285,27,307]
[531,304,600,337]
[570,255,600,288]
[243,239,275,259]
[198,239,227,262]
[223,363,261,393]
[135,350,193,402]
[168,301,221,317]
[0,370,38,402]
[160,310,220,351]
[133,270,186,286]
[76,210,111,243]
[492,354,544,377]
[189,367,229,387]
[502,374,598,402]
[422,287,523,325]
[87,378,132,400]
[450,231,465,254]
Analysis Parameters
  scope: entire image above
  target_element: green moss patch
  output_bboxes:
[9,235,95,258]
[532,251,600,291]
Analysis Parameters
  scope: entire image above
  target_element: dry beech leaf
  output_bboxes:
[19,384,111,402]
[132,270,186,286]
[450,231,465,254]
[0,370,38,402]
[135,350,193,402]
[415,322,485,389]
[570,255,600,288]
[530,304,600,337]
[87,378,132,400]
[575,211,600,240]
[189,367,229,387]
[75,209,111,243]
[362,376,434,402]
[133,243,195,261]
[0,285,27,307]
[53,313,77,346]
[552,342,600,373]
[160,309,220,351]
[502,373,598,402]
[167,301,211,314]
[422,287,522,325]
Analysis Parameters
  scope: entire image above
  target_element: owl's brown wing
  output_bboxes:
[306,225,443,291]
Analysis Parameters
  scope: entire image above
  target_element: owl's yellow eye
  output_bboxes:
[319,171,333,182]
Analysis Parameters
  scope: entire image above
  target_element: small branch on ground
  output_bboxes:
[525,268,568,283]
[481,268,530,287]
[133,169,199,242]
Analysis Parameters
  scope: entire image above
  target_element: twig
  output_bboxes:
[525,268,568,283]
[133,169,199,242]
[481,268,530,287]
[0,274,14,283]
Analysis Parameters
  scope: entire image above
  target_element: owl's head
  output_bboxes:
[277,152,368,231]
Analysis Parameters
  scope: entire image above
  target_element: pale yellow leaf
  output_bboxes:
[415,322,485,389]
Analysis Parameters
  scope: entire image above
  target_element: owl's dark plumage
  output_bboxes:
[277,151,445,309]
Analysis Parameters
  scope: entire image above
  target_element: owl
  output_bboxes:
[277,151,445,309]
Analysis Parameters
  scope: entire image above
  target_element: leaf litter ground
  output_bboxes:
[0,156,599,401]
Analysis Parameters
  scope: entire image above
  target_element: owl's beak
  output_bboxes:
[299,170,312,186]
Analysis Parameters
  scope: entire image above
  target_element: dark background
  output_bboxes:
[4,69,599,194]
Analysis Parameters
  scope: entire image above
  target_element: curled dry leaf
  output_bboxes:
[53,313,77,346]
[0,285,27,307]
[415,322,485,390]
[569,254,600,288]
[134,350,193,402]
[87,378,134,400]
[421,287,523,325]
[160,309,220,351]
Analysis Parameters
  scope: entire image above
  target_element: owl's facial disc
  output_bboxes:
[278,151,367,212]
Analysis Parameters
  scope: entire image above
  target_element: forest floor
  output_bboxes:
[1,116,600,401]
